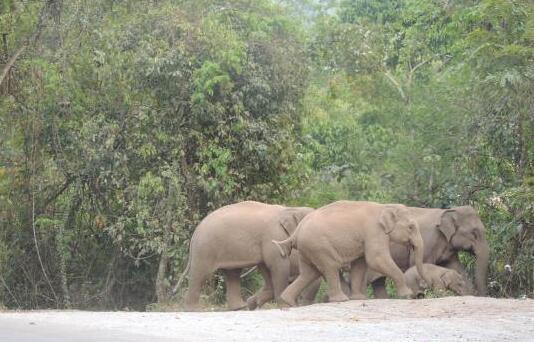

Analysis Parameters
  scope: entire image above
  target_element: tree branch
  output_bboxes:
[0,45,26,87]
[407,59,430,86]
[383,71,407,103]
[39,177,75,213]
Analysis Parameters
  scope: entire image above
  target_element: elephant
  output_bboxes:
[361,206,489,298]
[179,201,315,311]
[272,201,428,306]
[403,264,472,297]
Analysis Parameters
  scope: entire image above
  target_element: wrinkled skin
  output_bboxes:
[273,201,428,306]
[183,201,314,311]
[364,206,488,298]
[403,264,472,297]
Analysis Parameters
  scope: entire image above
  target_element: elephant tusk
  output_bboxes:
[240,266,258,279]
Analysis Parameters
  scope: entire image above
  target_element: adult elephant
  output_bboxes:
[273,201,428,306]
[179,201,314,311]
[366,206,489,297]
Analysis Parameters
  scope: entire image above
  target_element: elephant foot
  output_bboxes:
[349,292,367,300]
[328,293,349,303]
[228,300,248,311]
[397,287,414,299]
[280,293,297,307]
[298,298,314,306]
[246,297,258,311]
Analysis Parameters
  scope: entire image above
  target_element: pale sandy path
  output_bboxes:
[0,297,533,341]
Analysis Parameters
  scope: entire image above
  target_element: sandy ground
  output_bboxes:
[0,296,533,341]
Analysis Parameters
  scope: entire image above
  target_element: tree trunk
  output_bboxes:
[155,247,170,303]
[56,208,71,309]
[155,188,175,303]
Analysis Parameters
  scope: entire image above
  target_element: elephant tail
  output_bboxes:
[272,237,293,258]
[171,230,197,297]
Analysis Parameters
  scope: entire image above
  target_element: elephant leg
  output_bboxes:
[298,278,321,305]
[322,273,350,303]
[247,264,274,310]
[367,253,412,298]
[280,256,320,307]
[267,260,291,303]
[372,277,389,299]
[184,264,212,311]
[223,269,247,310]
[262,242,292,304]
[341,272,351,296]
[323,266,349,303]
[349,258,368,300]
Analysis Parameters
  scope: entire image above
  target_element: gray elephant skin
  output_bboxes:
[367,206,489,298]
[182,201,314,311]
[404,264,472,297]
[273,201,428,306]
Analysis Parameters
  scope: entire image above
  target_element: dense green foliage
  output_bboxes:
[0,0,532,309]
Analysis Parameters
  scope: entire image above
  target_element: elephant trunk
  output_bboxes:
[473,237,489,296]
[411,232,429,286]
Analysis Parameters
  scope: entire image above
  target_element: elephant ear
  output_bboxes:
[438,209,458,242]
[279,209,299,236]
[379,207,398,234]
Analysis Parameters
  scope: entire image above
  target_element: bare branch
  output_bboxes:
[407,59,430,86]
[383,71,407,102]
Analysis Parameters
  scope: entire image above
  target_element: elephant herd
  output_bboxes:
[178,200,489,311]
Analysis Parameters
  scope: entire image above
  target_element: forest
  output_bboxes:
[0,0,532,310]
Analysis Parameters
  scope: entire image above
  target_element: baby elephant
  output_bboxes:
[404,264,472,297]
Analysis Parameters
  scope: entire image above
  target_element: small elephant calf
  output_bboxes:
[404,264,471,297]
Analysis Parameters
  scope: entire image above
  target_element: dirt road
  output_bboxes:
[0,297,533,341]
